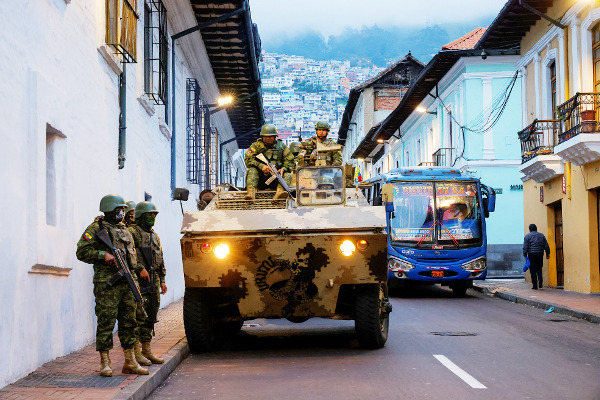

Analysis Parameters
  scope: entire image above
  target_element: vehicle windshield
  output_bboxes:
[297,167,345,205]
[388,181,482,247]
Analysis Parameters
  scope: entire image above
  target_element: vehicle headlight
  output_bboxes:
[214,243,230,259]
[340,240,356,256]
[388,257,414,271]
[461,257,486,271]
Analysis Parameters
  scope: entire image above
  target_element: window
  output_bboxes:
[416,139,422,165]
[106,0,139,63]
[550,61,557,118]
[144,0,168,104]
[594,23,600,92]
[45,125,66,227]
[186,78,203,185]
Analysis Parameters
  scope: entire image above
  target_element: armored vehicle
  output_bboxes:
[179,163,390,351]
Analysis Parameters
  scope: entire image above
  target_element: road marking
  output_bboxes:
[433,355,487,389]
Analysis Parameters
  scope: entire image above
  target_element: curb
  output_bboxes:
[473,285,600,324]
[113,338,189,400]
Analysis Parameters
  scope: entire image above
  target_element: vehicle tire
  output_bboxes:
[183,288,222,352]
[451,285,468,297]
[355,284,390,349]
[217,320,244,336]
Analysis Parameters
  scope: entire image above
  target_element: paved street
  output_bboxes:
[149,286,600,400]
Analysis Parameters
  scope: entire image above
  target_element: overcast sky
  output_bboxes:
[251,0,508,40]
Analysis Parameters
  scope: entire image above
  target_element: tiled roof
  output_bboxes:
[442,27,487,50]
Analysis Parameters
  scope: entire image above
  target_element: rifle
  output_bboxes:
[96,226,148,318]
[138,232,159,324]
[256,153,295,199]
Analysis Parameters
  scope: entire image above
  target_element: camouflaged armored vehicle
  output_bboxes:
[179,164,391,351]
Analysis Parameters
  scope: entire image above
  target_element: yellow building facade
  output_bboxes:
[482,0,600,293]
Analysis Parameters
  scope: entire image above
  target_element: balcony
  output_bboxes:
[432,148,454,167]
[518,119,563,183]
[554,93,600,166]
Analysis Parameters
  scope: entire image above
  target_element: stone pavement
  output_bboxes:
[474,279,600,323]
[0,300,188,400]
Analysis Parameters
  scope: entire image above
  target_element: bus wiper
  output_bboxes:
[439,220,460,248]
[417,221,437,246]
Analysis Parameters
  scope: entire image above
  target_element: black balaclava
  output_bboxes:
[104,208,125,224]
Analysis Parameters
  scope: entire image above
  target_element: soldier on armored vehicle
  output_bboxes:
[244,124,294,200]
[298,121,343,167]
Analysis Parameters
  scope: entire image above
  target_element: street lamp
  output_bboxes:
[216,95,233,107]
[416,106,437,116]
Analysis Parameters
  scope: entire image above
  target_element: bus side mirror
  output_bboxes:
[481,184,496,218]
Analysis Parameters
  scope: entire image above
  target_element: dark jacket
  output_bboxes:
[523,231,550,257]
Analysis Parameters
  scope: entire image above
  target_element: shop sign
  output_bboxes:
[494,188,503,194]
[510,184,523,191]
[540,186,544,202]
[562,176,566,194]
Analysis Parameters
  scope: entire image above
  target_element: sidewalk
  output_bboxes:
[0,300,188,400]
[474,279,600,323]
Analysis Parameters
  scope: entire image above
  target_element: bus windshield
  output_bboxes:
[388,181,482,247]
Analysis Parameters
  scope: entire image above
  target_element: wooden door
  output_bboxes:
[554,202,564,286]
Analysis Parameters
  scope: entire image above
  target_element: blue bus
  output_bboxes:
[362,167,496,296]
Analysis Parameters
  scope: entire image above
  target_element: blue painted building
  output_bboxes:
[351,30,525,276]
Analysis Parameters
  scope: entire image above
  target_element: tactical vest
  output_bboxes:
[94,220,138,283]
[129,225,164,278]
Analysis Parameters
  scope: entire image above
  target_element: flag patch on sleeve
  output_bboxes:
[83,232,93,241]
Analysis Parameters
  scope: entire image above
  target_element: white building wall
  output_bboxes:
[0,0,238,387]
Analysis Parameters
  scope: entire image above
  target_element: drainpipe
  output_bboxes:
[118,63,126,169]
[170,43,176,192]
[563,26,571,200]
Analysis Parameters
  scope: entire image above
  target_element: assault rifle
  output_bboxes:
[138,233,159,324]
[256,153,294,199]
[96,226,148,318]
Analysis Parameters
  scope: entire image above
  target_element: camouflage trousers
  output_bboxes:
[135,278,161,342]
[246,166,292,190]
[93,281,137,351]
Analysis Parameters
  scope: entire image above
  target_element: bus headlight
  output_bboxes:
[214,243,230,259]
[461,257,486,271]
[388,257,414,271]
[340,240,356,256]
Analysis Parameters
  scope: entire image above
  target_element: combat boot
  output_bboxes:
[273,185,288,200]
[122,348,149,375]
[134,341,152,366]
[142,341,164,364]
[245,186,256,200]
[99,351,112,377]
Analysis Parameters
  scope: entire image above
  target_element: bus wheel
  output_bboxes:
[355,284,391,349]
[451,285,468,297]
[183,288,222,352]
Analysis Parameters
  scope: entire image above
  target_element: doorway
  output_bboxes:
[554,202,564,286]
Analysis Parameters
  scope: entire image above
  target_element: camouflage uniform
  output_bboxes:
[76,218,141,351]
[298,137,343,166]
[244,138,294,190]
[129,224,166,342]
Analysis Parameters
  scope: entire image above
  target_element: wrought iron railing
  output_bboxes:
[418,161,436,166]
[517,119,560,163]
[556,92,600,143]
[432,148,454,167]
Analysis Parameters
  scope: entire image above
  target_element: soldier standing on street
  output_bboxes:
[76,194,149,377]
[129,201,167,365]
[244,124,294,200]
[298,121,343,167]
[124,201,136,227]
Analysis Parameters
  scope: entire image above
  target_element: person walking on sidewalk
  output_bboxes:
[76,194,149,377]
[523,223,550,290]
[129,201,168,366]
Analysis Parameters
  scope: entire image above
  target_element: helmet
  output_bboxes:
[125,201,137,214]
[260,124,278,137]
[99,194,127,212]
[315,121,330,131]
[289,142,301,155]
[317,175,334,187]
[134,201,159,219]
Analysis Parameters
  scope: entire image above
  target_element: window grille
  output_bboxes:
[106,0,139,63]
[186,78,204,185]
[209,127,219,187]
[144,0,168,104]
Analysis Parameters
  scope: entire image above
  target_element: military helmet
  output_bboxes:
[289,142,301,155]
[260,124,278,137]
[134,201,159,219]
[317,175,334,186]
[125,201,137,214]
[315,121,330,131]
[99,194,127,213]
